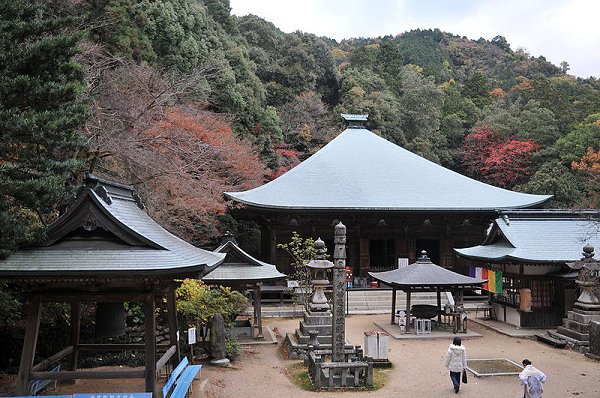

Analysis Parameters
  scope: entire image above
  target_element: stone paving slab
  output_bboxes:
[374,321,482,339]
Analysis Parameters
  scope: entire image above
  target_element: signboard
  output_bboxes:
[74,394,152,398]
[188,327,197,345]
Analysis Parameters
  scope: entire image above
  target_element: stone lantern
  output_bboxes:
[306,238,334,312]
[568,244,600,311]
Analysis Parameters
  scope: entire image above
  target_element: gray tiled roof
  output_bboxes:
[225,128,551,211]
[369,253,485,288]
[454,210,600,263]
[203,240,285,282]
[0,175,225,276]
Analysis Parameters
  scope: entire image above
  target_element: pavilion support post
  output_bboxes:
[437,290,442,324]
[67,299,82,380]
[405,290,412,334]
[16,295,43,395]
[254,283,263,339]
[390,288,397,324]
[144,294,158,396]
[166,286,180,362]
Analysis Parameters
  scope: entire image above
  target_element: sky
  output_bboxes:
[229,0,599,79]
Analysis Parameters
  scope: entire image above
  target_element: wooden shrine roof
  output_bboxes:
[203,234,285,282]
[455,210,600,264]
[369,252,485,290]
[225,116,551,212]
[0,174,225,279]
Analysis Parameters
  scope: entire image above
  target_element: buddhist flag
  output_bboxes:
[475,267,483,280]
[481,268,489,291]
[469,266,476,277]
[495,270,503,293]
[488,270,496,293]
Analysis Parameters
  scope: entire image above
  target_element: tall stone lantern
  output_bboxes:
[306,238,334,312]
[568,244,600,311]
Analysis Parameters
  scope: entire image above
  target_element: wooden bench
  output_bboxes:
[161,357,202,398]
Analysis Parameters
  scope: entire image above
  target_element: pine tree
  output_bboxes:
[0,0,89,256]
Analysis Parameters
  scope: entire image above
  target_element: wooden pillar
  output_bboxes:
[359,238,370,277]
[166,286,180,362]
[16,295,43,395]
[437,290,442,324]
[390,288,397,324]
[405,290,412,334]
[144,294,158,396]
[254,283,263,339]
[260,224,271,263]
[67,300,81,379]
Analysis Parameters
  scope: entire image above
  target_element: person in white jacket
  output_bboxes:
[519,359,547,398]
[444,337,467,393]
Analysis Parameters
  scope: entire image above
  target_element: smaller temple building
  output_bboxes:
[0,174,225,396]
[455,210,600,328]
[203,232,286,339]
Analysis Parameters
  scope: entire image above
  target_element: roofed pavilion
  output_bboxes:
[226,115,551,277]
[0,174,225,396]
[370,251,485,333]
[203,232,285,338]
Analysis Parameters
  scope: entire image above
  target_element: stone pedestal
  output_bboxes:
[284,309,354,358]
[551,244,600,352]
[551,308,600,351]
[586,321,600,360]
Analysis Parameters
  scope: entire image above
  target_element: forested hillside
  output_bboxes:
[2,0,600,257]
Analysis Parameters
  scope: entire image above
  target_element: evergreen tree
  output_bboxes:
[0,0,89,257]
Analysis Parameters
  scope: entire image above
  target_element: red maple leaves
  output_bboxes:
[462,127,539,188]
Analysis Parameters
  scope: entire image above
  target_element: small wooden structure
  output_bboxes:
[0,174,225,396]
[369,251,485,333]
[203,232,285,338]
[455,210,600,328]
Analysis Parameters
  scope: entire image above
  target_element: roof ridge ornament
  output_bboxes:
[341,113,368,129]
[95,186,112,205]
[418,250,430,262]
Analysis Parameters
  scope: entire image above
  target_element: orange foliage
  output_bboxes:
[490,87,506,98]
[510,77,533,93]
[572,147,600,174]
[134,108,267,245]
[572,148,600,208]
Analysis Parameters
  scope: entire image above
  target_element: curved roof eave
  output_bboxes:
[225,128,552,211]
[224,193,551,212]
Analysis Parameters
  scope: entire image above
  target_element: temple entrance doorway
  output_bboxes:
[370,239,396,271]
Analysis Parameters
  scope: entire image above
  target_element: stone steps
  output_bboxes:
[256,288,485,317]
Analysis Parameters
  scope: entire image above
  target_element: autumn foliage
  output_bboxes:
[462,127,539,188]
[135,108,267,245]
[572,147,600,207]
[268,144,301,179]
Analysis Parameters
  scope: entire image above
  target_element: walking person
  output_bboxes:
[519,359,547,398]
[444,337,467,393]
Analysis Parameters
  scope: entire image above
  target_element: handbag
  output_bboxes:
[462,370,468,384]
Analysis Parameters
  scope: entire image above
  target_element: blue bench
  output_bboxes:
[29,364,61,395]
[161,357,202,398]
